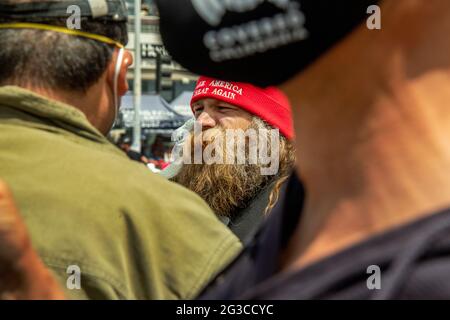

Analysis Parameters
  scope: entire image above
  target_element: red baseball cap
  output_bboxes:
[190,76,294,140]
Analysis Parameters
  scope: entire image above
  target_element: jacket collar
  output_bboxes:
[0,86,107,143]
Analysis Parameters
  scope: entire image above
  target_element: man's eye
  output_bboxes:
[218,106,232,111]
[193,107,203,113]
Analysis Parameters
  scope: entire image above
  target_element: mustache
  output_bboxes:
[188,126,232,162]
[192,126,226,147]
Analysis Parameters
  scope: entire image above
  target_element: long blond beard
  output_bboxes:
[172,118,295,218]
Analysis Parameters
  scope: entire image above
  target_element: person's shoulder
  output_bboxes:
[141,176,243,298]
[131,170,243,254]
[91,166,243,299]
[32,167,241,299]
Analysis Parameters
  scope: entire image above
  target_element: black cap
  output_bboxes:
[156,0,380,87]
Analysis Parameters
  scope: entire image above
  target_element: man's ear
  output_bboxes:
[107,49,133,96]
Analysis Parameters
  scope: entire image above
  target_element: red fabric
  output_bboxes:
[190,76,294,140]
[159,161,170,170]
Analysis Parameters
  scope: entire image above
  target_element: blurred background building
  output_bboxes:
[124,0,198,102]
[111,1,198,171]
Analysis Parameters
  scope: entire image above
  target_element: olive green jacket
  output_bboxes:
[0,86,242,300]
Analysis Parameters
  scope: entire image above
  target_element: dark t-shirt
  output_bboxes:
[199,174,450,299]
[228,182,276,244]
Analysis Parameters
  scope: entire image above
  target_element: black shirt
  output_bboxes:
[228,181,276,244]
[199,174,450,299]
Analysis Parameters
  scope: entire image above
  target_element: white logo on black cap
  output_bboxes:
[191,0,292,26]
[197,0,309,63]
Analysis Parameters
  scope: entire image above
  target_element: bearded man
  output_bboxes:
[171,77,296,242]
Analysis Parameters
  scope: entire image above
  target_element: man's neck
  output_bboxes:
[12,78,110,134]
[280,2,450,270]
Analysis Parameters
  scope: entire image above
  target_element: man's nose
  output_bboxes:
[196,111,217,129]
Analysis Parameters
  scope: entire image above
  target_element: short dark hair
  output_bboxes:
[0,1,128,92]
